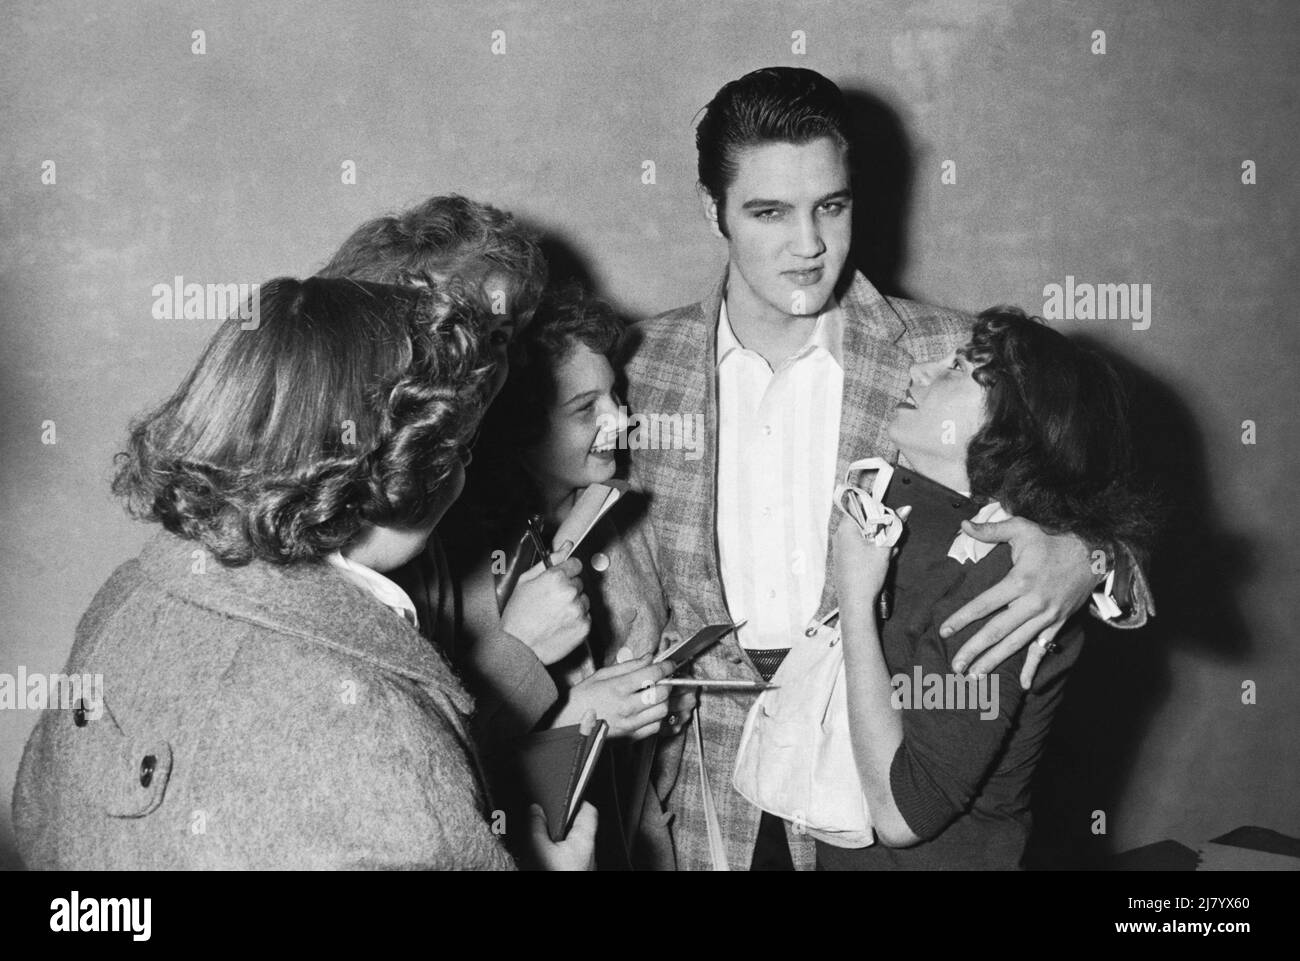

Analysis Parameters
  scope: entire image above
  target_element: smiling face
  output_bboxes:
[889,351,988,493]
[522,341,623,508]
[706,136,853,326]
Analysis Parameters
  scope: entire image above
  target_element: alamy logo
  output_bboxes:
[151,275,261,329]
[1042,275,1152,330]
[0,668,103,719]
[595,406,704,462]
[891,667,1000,720]
[50,892,151,941]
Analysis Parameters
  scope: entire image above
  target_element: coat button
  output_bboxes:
[73,700,87,727]
[140,754,156,788]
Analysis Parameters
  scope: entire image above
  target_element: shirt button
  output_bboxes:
[140,754,156,788]
[761,506,772,518]
[762,425,772,436]
[768,589,777,600]
[591,552,610,572]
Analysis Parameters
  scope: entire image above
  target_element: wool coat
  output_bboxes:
[12,529,515,870]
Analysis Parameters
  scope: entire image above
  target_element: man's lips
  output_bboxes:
[783,266,824,285]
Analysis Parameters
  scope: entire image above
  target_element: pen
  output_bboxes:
[526,514,552,568]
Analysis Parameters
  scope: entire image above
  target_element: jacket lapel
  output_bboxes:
[815,272,915,618]
[672,274,729,627]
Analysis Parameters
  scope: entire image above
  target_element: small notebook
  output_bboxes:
[507,721,610,842]
[655,622,743,670]
[550,481,629,561]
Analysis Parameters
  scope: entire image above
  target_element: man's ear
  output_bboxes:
[697,184,725,240]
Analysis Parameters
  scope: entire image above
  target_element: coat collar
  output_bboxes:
[136,530,466,703]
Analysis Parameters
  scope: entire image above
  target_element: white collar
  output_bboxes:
[716,297,845,368]
[325,551,419,629]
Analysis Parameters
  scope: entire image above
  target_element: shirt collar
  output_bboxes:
[716,296,845,369]
[326,551,420,629]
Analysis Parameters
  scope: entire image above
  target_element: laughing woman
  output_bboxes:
[823,306,1156,870]
[444,286,691,869]
[13,277,592,870]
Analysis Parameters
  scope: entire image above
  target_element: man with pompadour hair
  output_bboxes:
[623,66,1151,871]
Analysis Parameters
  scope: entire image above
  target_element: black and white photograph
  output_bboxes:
[0,0,1296,939]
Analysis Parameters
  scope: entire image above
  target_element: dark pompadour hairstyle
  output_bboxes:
[696,67,853,231]
[113,276,492,564]
[963,306,1158,555]
[318,194,548,324]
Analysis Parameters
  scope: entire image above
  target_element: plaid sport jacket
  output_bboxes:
[621,269,1153,871]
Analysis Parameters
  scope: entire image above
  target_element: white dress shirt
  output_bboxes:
[715,299,846,650]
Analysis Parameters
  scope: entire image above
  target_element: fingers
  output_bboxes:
[618,660,674,697]
[547,541,575,566]
[529,802,548,832]
[941,578,1021,641]
[951,597,1033,673]
[965,610,1055,678]
[960,516,1027,545]
[624,698,670,733]
[578,708,597,736]
[628,717,667,741]
[590,652,655,679]
[568,800,598,842]
[1019,638,1046,691]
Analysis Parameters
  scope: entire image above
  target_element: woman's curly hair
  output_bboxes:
[963,306,1160,557]
[461,284,625,539]
[113,276,494,565]
[317,194,547,326]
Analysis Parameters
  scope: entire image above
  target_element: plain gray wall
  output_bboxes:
[2,0,1297,868]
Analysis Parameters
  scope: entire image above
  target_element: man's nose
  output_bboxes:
[790,213,826,259]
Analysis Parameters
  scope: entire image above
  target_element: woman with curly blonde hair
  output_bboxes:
[13,276,593,870]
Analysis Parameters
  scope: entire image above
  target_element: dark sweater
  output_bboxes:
[817,468,1083,871]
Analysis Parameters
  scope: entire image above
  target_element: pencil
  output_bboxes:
[655,679,774,689]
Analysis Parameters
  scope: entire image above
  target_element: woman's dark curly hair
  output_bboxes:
[113,276,494,565]
[461,284,625,537]
[963,306,1159,556]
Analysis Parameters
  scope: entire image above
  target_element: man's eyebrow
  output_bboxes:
[739,188,852,210]
[815,189,853,205]
[563,389,600,407]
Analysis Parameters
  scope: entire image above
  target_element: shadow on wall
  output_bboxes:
[843,88,915,300]
[1025,339,1255,868]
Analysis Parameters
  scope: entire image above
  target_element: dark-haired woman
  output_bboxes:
[13,277,593,870]
[445,288,692,869]
[821,307,1156,870]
